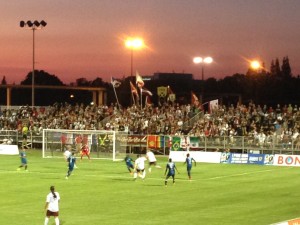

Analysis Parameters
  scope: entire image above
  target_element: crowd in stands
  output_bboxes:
[0,101,300,149]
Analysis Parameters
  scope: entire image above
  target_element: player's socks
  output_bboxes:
[55,217,59,225]
[44,217,49,225]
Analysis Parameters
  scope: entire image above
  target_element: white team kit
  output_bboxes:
[146,151,156,163]
[46,192,60,212]
[135,156,147,170]
[133,156,147,180]
[146,151,161,172]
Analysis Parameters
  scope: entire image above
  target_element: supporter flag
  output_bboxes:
[136,71,144,88]
[141,88,153,96]
[157,86,168,97]
[111,77,121,88]
[191,91,200,106]
[147,135,165,149]
[190,136,200,150]
[209,99,219,113]
[167,86,176,102]
[157,136,165,148]
[147,135,157,149]
[180,136,190,150]
[172,136,181,151]
[130,81,139,99]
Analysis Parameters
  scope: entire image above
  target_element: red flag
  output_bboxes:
[130,81,139,98]
[145,96,152,106]
[141,88,153,96]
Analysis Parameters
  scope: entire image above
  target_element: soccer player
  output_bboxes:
[17,148,28,171]
[44,186,60,225]
[164,158,179,186]
[184,153,196,180]
[22,124,29,149]
[64,145,77,168]
[65,152,76,179]
[124,155,134,174]
[133,154,147,180]
[80,144,91,161]
[146,149,161,172]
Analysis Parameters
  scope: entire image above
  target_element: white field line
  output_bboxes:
[0,166,294,183]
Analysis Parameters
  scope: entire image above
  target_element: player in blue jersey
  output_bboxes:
[65,152,76,179]
[184,153,196,180]
[17,149,28,171]
[124,155,134,174]
[164,158,179,186]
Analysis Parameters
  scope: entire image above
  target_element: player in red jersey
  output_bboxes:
[80,144,91,161]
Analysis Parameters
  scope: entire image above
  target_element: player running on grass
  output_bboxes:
[146,149,161,172]
[184,153,196,180]
[17,148,28,171]
[133,154,147,181]
[80,144,91,161]
[65,152,76,179]
[124,155,134,174]
[164,158,179,186]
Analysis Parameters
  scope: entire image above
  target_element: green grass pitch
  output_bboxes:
[1,150,300,225]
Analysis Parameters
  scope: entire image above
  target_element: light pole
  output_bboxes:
[193,56,213,100]
[20,20,47,108]
[125,38,144,77]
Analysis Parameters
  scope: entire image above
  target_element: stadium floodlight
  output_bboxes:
[33,20,40,27]
[20,21,25,27]
[193,56,213,98]
[27,20,33,27]
[20,20,47,108]
[40,20,47,27]
[125,37,144,77]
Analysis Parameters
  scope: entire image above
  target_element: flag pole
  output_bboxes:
[131,91,136,106]
[112,85,121,109]
[140,87,143,110]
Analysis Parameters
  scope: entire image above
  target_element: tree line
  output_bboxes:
[0,56,299,107]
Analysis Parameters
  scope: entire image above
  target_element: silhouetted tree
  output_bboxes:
[281,56,292,78]
[1,76,6,85]
[20,70,64,86]
[90,77,105,87]
[76,78,90,86]
[275,58,281,77]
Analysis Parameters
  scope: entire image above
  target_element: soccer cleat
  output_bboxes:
[17,168,21,171]
[65,176,68,180]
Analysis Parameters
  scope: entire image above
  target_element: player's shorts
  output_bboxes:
[167,171,175,177]
[21,158,27,164]
[149,161,157,166]
[81,150,89,156]
[136,168,145,173]
[46,210,59,217]
[126,163,134,169]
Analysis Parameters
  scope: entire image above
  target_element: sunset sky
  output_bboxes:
[1,0,300,85]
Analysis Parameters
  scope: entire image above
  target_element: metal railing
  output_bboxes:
[0,130,299,155]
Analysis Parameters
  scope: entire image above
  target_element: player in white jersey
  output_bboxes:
[133,154,147,180]
[44,186,60,225]
[146,150,161,172]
